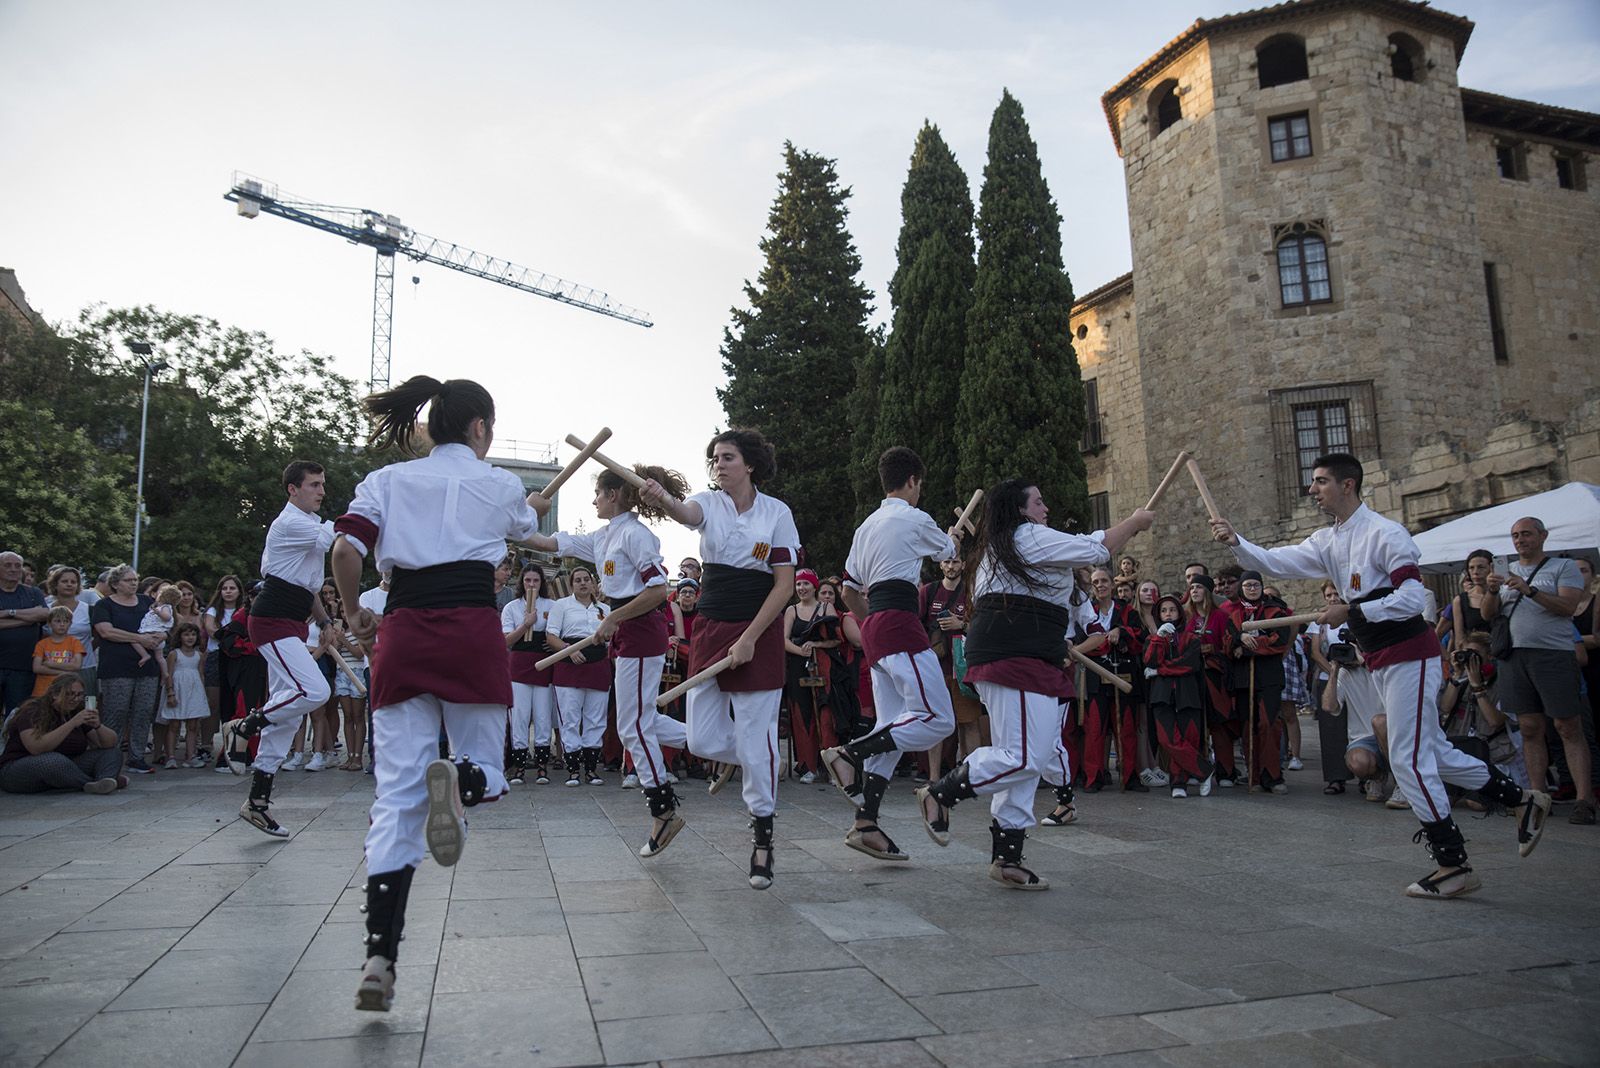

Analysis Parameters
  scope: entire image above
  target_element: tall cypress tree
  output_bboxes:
[955,90,1087,526]
[720,143,875,571]
[870,122,976,526]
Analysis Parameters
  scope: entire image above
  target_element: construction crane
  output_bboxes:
[224,172,652,389]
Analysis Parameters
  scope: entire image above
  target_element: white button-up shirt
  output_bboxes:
[842,497,956,591]
[260,501,336,593]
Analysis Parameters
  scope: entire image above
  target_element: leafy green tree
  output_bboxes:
[0,399,133,568]
[956,91,1088,527]
[1,307,381,585]
[719,143,876,571]
[848,330,886,522]
[868,122,976,526]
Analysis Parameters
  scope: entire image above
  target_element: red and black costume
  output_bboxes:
[1144,603,1214,785]
[1079,597,1146,790]
[1219,585,1291,789]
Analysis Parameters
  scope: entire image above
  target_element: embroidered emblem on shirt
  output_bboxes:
[752,542,770,561]
[1349,573,1361,592]
[603,560,616,577]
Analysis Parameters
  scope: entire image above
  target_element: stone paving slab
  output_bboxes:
[2,729,1598,1066]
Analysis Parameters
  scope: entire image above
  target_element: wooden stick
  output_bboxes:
[331,651,367,697]
[656,655,735,707]
[1145,450,1192,510]
[535,632,601,672]
[1241,612,1321,631]
[564,434,647,490]
[536,427,613,501]
[1186,458,1222,522]
[953,489,984,536]
[1068,646,1132,694]
[1246,657,1256,794]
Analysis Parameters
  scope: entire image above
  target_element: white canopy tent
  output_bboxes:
[1413,482,1600,572]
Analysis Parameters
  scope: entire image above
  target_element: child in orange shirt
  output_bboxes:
[32,607,86,696]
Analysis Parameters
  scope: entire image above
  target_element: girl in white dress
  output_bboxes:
[163,624,212,767]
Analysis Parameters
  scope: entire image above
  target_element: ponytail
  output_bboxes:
[365,375,496,456]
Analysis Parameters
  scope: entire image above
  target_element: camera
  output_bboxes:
[1327,642,1359,666]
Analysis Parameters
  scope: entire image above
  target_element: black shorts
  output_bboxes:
[1496,648,1584,720]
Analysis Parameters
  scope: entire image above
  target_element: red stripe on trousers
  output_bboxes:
[261,643,308,718]
[633,659,659,783]
[1411,663,1440,820]
[972,690,1028,788]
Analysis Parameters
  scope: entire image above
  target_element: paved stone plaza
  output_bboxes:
[2,735,1597,1067]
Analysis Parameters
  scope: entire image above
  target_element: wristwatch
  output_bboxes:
[5,609,14,619]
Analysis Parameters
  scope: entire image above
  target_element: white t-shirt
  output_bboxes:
[204,606,236,653]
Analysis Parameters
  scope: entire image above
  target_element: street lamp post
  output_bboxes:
[129,342,168,572]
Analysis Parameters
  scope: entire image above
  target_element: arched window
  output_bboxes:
[1275,223,1332,307]
[1388,33,1424,82]
[1257,34,1309,88]
[1150,80,1182,134]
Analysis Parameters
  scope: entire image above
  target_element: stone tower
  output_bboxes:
[1098,0,1528,574]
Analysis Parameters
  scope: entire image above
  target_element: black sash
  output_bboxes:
[964,593,1072,666]
[252,575,314,622]
[867,580,918,615]
[1348,587,1431,653]
[698,563,774,622]
[387,561,495,612]
[511,630,546,654]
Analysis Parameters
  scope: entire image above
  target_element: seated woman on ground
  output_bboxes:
[0,674,124,794]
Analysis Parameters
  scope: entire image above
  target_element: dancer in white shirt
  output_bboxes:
[642,429,799,890]
[544,569,611,786]
[331,376,545,1011]
[501,565,556,784]
[1210,452,1551,899]
[523,463,691,856]
[235,461,336,837]
[822,447,961,862]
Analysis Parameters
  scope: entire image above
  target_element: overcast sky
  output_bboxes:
[4,0,1596,568]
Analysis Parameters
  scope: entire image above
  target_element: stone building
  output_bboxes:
[1072,0,1600,586]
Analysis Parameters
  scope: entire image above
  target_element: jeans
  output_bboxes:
[0,668,33,716]
[100,675,161,763]
[0,747,123,792]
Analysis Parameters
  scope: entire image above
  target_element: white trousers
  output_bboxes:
[365,694,510,873]
[685,683,779,817]
[965,682,1073,830]
[1379,657,1489,823]
[555,687,608,750]
[254,637,332,774]
[1340,665,1382,739]
[614,656,685,789]
[509,682,556,749]
[861,649,956,780]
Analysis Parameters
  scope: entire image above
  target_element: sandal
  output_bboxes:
[844,823,908,862]
[1516,790,1553,858]
[638,812,685,858]
[1323,782,1345,795]
[1040,804,1077,826]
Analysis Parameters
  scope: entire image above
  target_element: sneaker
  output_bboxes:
[1215,777,1233,789]
[239,800,289,838]
[163,758,179,770]
[83,778,119,795]
[1199,773,1215,797]
[1569,798,1596,825]
[664,771,679,785]
[184,755,208,769]
[423,759,467,867]
[1171,786,1188,799]
[214,760,238,775]
[621,774,639,790]
[1149,768,1171,787]
[1386,794,1409,810]
[283,752,305,771]
[1138,767,1159,787]
[799,771,816,784]
[125,759,153,775]
[355,955,396,1012]
[304,753,327,773]
[1271,782,1290,795]
[1287,756,1304,771]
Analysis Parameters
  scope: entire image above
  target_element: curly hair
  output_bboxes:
[599,465,689,522]
[706,429,776,485]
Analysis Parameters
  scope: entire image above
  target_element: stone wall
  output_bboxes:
[1071,277,1148,523]
[1467,125,1600,424]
